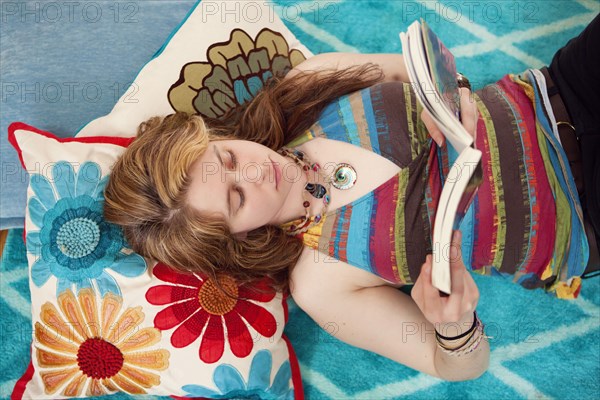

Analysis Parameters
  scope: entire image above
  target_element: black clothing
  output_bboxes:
[548,13,600,249]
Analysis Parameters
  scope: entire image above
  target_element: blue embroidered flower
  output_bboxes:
[26,161,146,297]
[181,350,294,400]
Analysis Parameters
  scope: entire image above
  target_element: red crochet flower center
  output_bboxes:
[77,337,124,379]
[198,275,239,315]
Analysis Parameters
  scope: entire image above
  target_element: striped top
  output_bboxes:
[281,70,589,300]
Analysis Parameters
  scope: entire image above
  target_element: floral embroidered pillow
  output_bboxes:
[8,123,302,399]
[75,0,313,138]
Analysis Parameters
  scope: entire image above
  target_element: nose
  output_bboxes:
[224,159,271,188]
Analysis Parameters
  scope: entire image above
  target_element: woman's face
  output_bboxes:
[187,139,302,237]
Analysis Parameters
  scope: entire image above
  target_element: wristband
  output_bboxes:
[437,322,488,357]
[436,319,480,351]
[435,310,478,341]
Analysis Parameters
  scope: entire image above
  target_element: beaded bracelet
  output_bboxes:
[436,319,493,357]
[437,323,484,357]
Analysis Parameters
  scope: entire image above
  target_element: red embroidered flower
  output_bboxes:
[145,263,277,363]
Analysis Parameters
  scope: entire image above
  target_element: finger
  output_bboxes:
[447,230,467,309]
[411,254,430,301]
[459,87,478,139]
[421,109,445,146]
[420,254,444,305]
[463,272,480,310]
[411,264,424,301]
[465,279,480,311]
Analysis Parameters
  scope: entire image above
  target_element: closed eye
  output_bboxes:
[228,150,245,211]
[236,187,245,209]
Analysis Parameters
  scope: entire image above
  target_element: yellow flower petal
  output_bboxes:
[102,378,119,392]
[119,364,161,389]
[209,29,254,66]
[35,322,79,354]
[40,366,79,395]
[123,349,170,371]
[182,62,212,90]
[118,327,161,352]
[110,373,146,395]
[78,288,100,338]
[36,347,78,368]
[101,293,122,337]
[40,302,82,345]
[57,290,90,341]
[289,49,307,68]
[61,371,87,397]
[107,306,144,344]
[256,29,289,59]
[169,62,213,115]
[86,377,108,397]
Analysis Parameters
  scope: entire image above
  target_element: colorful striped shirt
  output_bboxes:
[282,70,589,299]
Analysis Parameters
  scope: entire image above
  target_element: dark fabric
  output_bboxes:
[399,285,414,296]
[548,13,600,245]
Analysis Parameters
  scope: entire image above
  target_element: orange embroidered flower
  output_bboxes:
[146,263,277,364]
[34,288,169,397]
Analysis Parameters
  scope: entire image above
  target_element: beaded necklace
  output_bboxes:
[277,147,357,236]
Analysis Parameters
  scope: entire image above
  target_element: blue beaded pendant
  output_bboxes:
[305,182,327,199]
[332,163,357,190]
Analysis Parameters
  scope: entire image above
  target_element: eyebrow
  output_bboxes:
[213,144,231,217]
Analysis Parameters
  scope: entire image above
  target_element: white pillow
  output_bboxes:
[9,123,302,399]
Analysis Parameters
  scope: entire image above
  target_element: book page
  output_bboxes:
[421,20,460,120]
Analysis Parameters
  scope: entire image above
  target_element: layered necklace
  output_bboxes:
[277,146,357,236]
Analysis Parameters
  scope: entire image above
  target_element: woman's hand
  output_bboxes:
[420,87,479,146]
[411,230,480,330]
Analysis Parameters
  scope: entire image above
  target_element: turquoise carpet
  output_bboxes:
[2,1,599,399]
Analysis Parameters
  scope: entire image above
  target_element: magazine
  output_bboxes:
[400,20,483,295]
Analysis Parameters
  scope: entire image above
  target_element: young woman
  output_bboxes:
[103,16,599,382]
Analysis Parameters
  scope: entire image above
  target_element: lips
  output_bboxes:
[271,159,280,190]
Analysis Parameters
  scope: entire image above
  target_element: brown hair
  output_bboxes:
[104,63,384,296]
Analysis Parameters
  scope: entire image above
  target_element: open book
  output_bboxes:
[400,20,483,295]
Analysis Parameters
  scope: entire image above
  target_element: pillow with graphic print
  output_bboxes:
[8,122,302,400]
[75,0,313,138]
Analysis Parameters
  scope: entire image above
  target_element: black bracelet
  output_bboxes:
[435,311,478,341]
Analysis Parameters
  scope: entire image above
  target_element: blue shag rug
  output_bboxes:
[1,1,599,399]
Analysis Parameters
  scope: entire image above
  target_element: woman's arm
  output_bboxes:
[289,235,489,381]
[411,230,489,380]
[287,52,410,82]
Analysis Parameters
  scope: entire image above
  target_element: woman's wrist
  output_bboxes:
[435,311,491,359]
[434,330,490,381]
